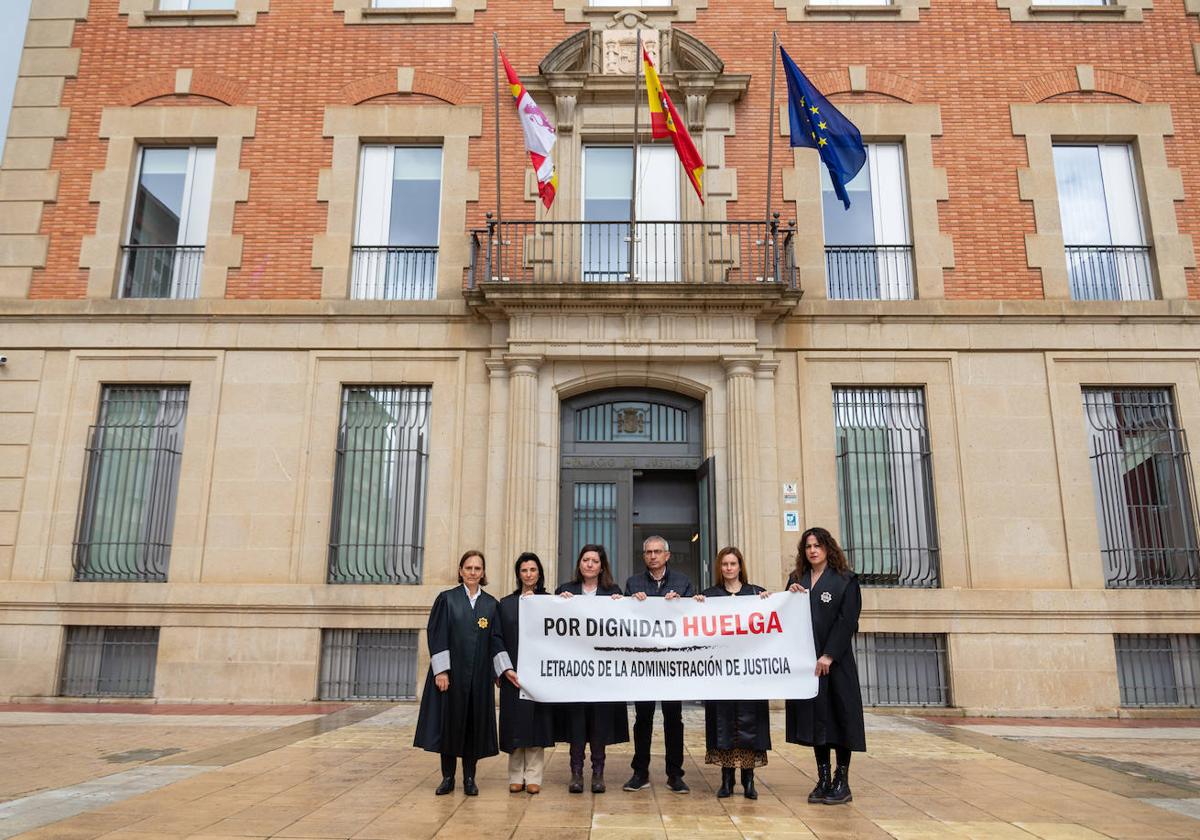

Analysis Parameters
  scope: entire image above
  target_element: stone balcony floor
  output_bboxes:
[0,704,1197,839]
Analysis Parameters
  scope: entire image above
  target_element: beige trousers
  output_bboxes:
[508,747,545,786]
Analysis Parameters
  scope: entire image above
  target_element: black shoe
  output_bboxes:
[716,767,734,798]
[591,774,606,793]
[807,763,831,804]
[435,776,455,796]
[823,766,852,805]
[463,777,479,797]
[666,776,690,794]
[741,768,758,800]
[622,773,650,791]
[569,773,584,794]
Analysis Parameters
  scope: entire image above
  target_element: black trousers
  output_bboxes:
[631,700,684,779]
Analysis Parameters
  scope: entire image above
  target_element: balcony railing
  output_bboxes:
[468,217,796,288]
[121,245,203,299]
[1066,245,1154,301]
[351,245,438,300]
[825,245,914,300]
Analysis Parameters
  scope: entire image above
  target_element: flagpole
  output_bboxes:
[628,29,641,283]
[765,31,779,282]
[493,33,502,226]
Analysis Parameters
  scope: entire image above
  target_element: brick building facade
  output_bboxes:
[0,0,1198,712]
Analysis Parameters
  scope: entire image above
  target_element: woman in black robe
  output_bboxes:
[414,550,520,796]
[785,527,865,806]
[554,543,629,793]
[693,546,772,800]
[498,552,556,794]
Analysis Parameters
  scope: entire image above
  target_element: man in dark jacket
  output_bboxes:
[622,535,695,794]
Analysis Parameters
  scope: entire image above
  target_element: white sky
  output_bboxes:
[0,0,35,161]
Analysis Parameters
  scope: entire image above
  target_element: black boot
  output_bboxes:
[741,768,757,800]
[806,764,831,804]
[435,776,455,795]
[823,766,852,805]
[463,777,479,796]
[569,773,584,794]
[716,767,735,798]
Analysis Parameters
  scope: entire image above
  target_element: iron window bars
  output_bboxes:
[1115,634,1200,708]
[73,386,189,582]
[327,386,432,584]
[318,629,419,700]
[60,627,159,698]
[1083,388,1200,588]
[835,387,941,587]
[855,632,950,707]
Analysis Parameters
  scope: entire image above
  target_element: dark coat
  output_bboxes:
[497,591,557,752]
[624,567,695,598]
[413,586,510,758]
[784,568,866,752]
[552,580,630,746]
[702,583,772,753]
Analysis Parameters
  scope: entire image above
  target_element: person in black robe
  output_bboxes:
[784,527,865,806]
[414,550,519,796]
[498,552,556,795]
[554,543,629,793]
[693,546,772,800]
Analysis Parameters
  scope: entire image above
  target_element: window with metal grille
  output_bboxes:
[1083,388,1199,588]
[318,629,419,700]
[834,387,940,587]
[60,627,159,698]
[328,386,431,584]
[73,386,189,582]
[855,632,949,707]
[1115,634,1200,707]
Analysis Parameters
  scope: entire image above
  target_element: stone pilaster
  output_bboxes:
[503,357,542,571]
[483,357,510,590]
[723,357,760,561]
[754,361,783,582]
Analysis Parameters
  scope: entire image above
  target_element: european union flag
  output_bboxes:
[781,46,866,210]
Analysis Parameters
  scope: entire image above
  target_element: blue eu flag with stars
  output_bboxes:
[781,46,866,210]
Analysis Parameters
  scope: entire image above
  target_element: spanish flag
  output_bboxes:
[643,47,704,204]
[501,49,558,209]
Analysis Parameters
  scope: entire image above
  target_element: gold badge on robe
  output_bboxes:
[477,617,489,629]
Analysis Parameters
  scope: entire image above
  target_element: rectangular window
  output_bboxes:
[318,629,419,700]
[582,145,680,283]
[834,387,940,587]
[60,627,159,698]
[328,386,431,584]
[1115,634,1200,707]
[1083,388,1199,588]
[1053,144,1152,300]
[809,1,893,5]
[372,0,452,6]
[823,142,912,300]
[855,633,949,707]
[123,146,213,299]
[353,146,442,300]
[73,386,189,583]
[158,1,236,8]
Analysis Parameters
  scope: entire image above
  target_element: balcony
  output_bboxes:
[468,218,797,289]
[121,245,204,300]
[351,245,438,300]
[825,245,914,300]
[1066,245,1154,301]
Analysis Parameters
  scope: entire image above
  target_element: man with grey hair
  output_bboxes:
[622,535,695,794]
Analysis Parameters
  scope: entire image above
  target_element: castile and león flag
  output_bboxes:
[500,49,558,210]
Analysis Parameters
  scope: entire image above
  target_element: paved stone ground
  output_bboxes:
[0,704,1197,839]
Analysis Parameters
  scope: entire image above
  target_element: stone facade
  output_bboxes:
[0,0,1198,713]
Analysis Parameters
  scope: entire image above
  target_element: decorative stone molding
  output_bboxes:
[0,0,87,298]
[116,70,249,106]
[1011,102,1194,300]
[1022,65,1149,103]
[1189,1,1200,73]
[775,0,930,22]
[799,66,922,104]
[313,104,482,299]
[335,0,486,25]
[120,0,270,27]
[339,68,469,106]
[79,105,257,299]
[997,0,1151,23]
[555,1,708,27]
[781,98,953,299]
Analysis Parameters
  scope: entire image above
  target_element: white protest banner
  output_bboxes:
[518,592,818,702]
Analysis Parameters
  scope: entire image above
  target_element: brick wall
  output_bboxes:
[28,0,1200,300]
